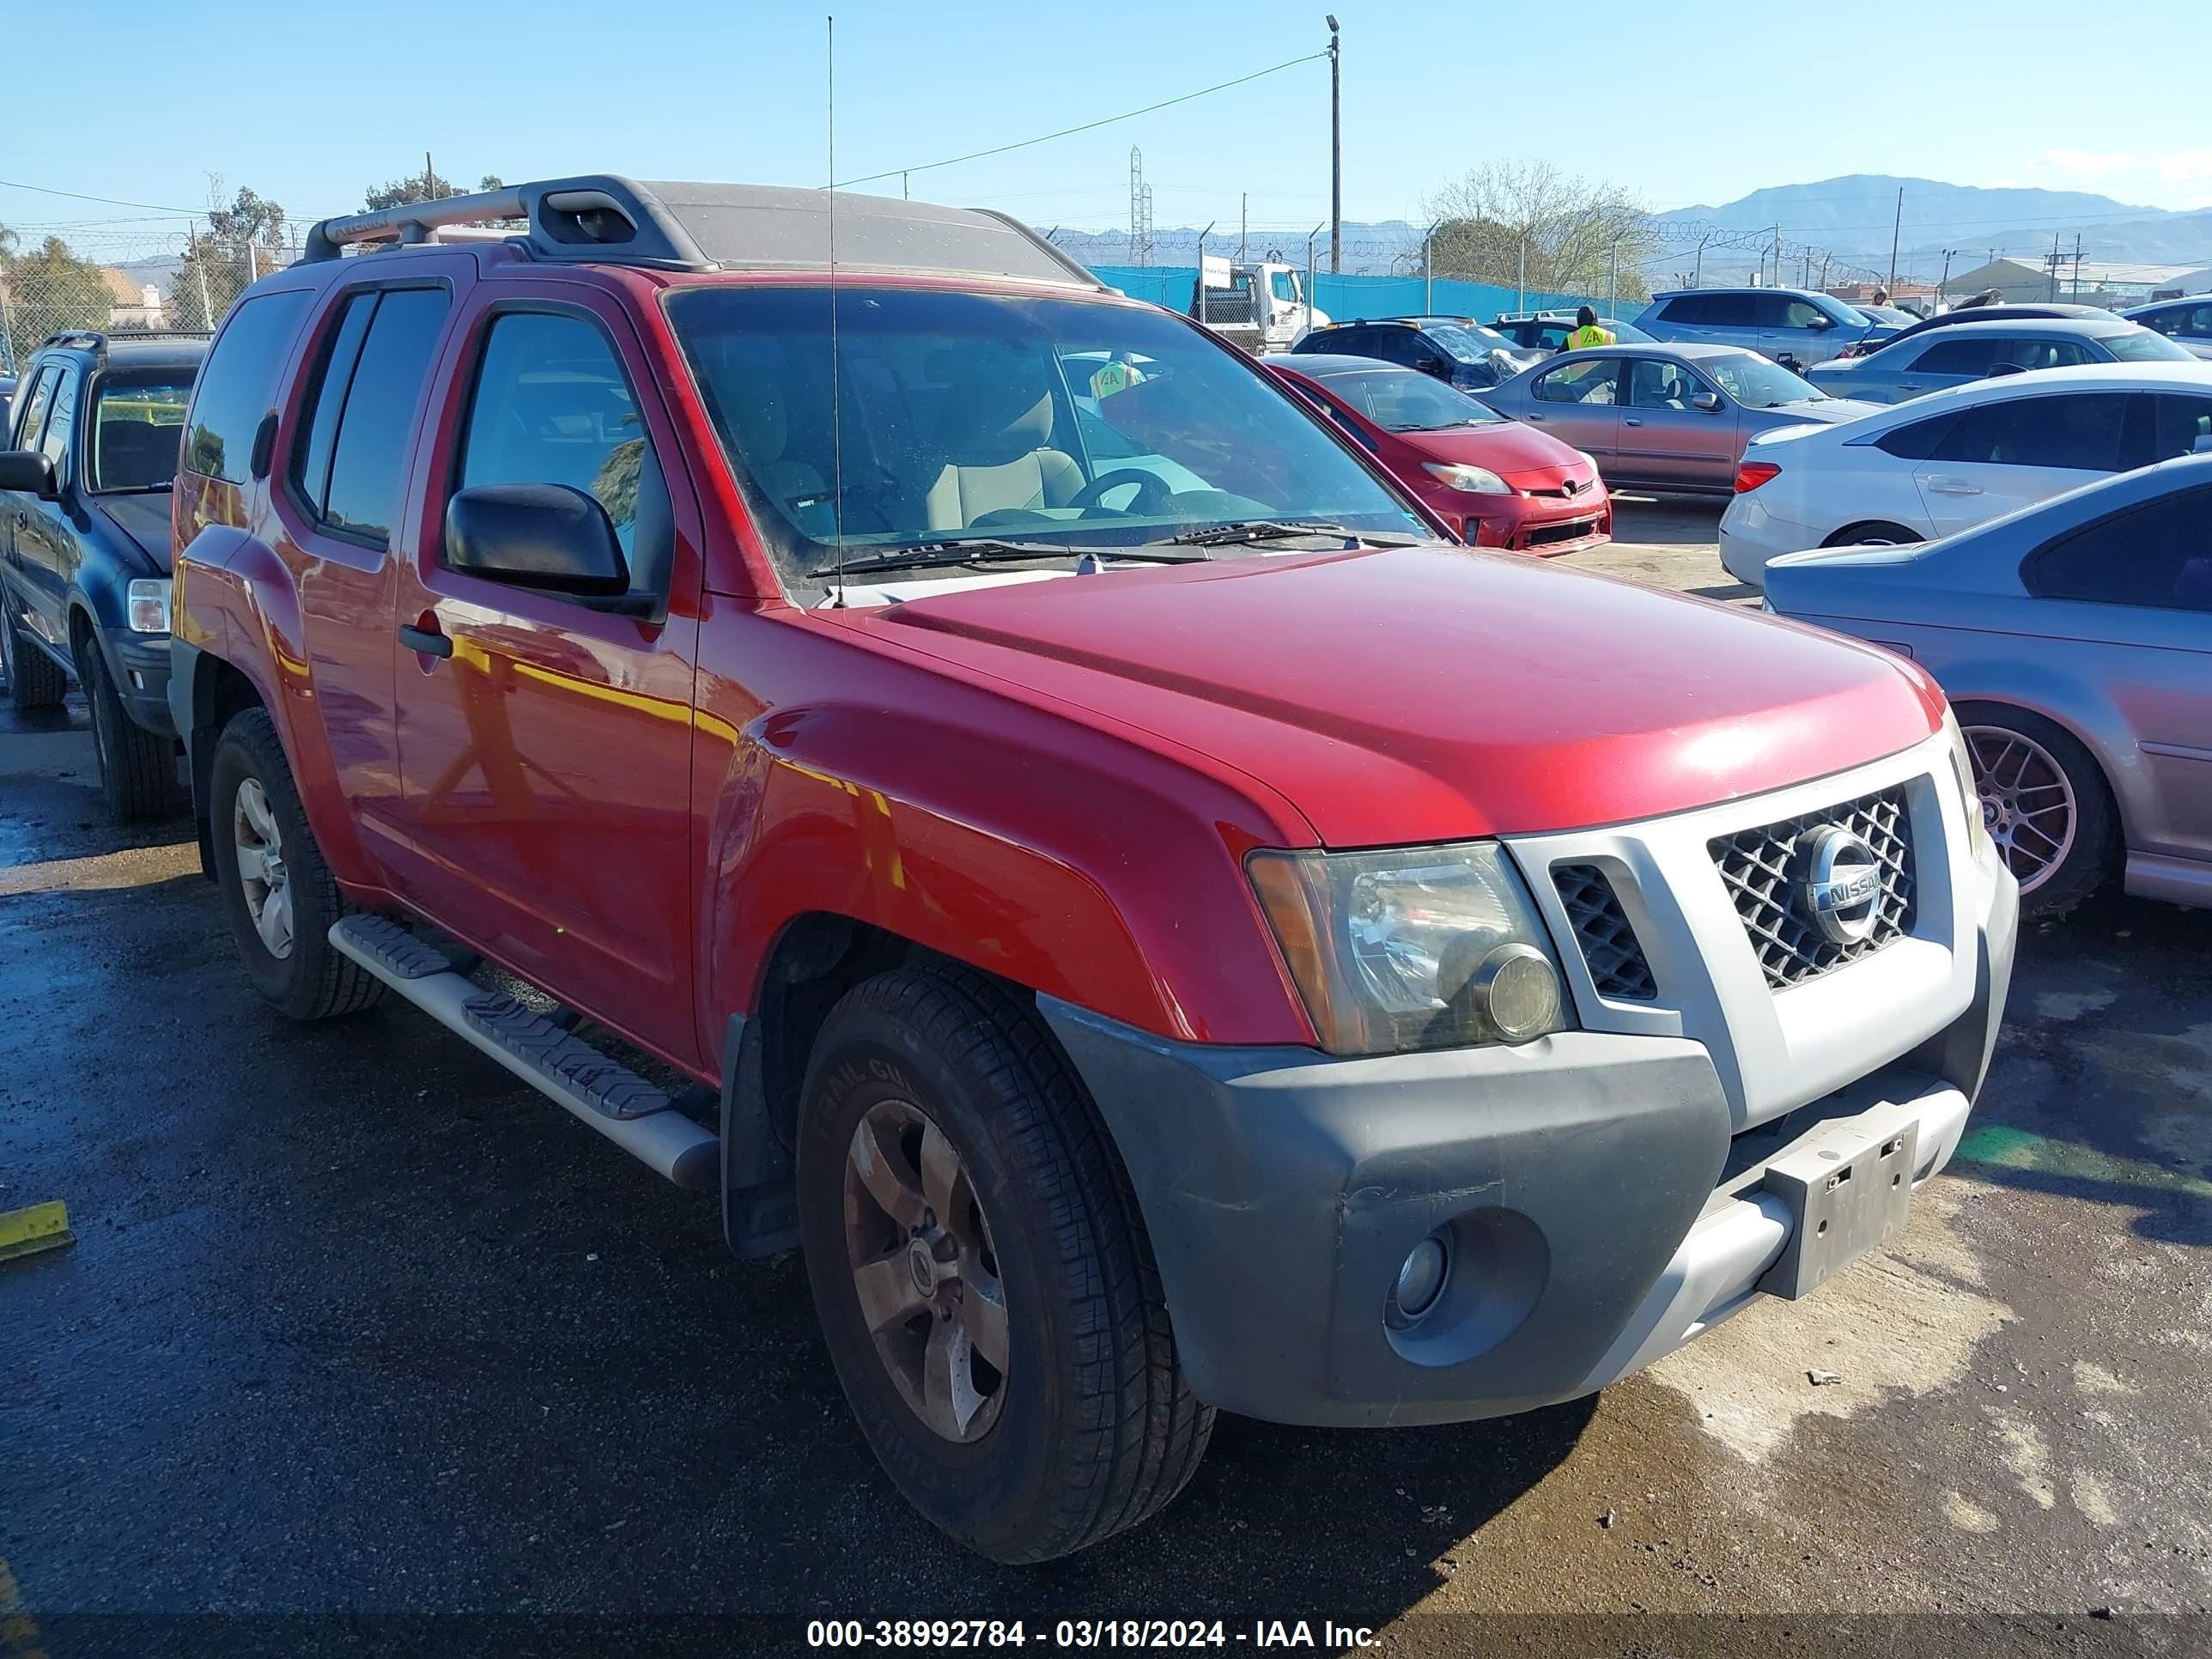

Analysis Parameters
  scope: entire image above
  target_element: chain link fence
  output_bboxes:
[0,243,295,375]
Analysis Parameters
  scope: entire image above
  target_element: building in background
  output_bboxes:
[1942,257,2203,308]
[98,269,166,330]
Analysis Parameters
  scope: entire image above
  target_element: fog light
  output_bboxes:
[1473,943,1561,1042]
[1389,1232,1450,1327]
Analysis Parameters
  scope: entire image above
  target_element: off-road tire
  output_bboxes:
[1952,701,2117,918]
[796,964,1213,1563]
[82,640,177,820]
[210,708,383,1020]
[2,605,67,711]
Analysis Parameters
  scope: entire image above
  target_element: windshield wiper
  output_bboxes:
[1154,520,1424,548]
[811,539,1211,580]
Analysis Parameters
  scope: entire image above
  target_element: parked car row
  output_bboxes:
[6,174,2027,1567]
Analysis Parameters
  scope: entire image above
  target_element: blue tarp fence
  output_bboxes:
[1088,266,1609,324]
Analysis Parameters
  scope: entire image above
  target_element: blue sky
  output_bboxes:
[10,0,2211,260]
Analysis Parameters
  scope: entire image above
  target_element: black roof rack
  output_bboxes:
[299,174,1103,290]
[39,328,213,356]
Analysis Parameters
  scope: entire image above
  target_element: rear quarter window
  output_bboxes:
[184,290,313,483]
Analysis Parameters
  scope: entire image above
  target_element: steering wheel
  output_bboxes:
[1069,468,1176,514]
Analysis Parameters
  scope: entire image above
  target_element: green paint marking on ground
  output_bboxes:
[1954,1126,2212,1201]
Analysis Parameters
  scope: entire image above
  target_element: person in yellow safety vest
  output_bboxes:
[1565,305,1615,351]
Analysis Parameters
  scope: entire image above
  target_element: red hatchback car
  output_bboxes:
[1270,355,1611,554]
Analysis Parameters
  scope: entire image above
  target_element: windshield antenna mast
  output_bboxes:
[827,13,848,604]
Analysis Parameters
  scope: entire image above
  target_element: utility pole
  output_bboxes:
[1516,238,1526,310]
[1938,248,1955,305]
[1239,193,1248,264]
[1608,238,1620,319]
[902,172,908,200]
[2072,233,2083,300]
[2047,230,2063,301]
[1195,220,1215,326]
[1326,15,1341,275]
[1887,185,1902,291]
[1771,223,1781,289]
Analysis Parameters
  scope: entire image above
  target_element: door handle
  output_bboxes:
[1624,416,1645,427]
[397,622,453,659]
[1525,412,1547,422]
[1924,477,1983,496]
[1896,383,1919,392]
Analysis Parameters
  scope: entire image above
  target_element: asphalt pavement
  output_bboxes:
[3,502,2207,1657]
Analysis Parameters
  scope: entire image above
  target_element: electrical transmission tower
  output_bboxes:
[1128,147,1155,267]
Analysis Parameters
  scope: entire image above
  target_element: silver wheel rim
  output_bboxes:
[842,1098,1009,1443]
[232,776,295,959]
[1964,725,2076,895]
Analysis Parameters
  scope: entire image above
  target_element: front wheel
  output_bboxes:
[210,708,383,1020]
[82,641,178,820]
[796,965,1212,1563]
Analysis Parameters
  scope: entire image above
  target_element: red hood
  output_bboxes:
[825,548,1942,847]
[1396,421,1589,483]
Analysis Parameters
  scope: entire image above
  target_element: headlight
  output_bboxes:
[1942,709,1992,857]
[1248,842,1574,1055]
[126,578,171,634]
[1421,461,1510,496]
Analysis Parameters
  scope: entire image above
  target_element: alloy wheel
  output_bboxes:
[1964,725,2076,895]
[842,1098,1009,1443]
[232,776,295,958]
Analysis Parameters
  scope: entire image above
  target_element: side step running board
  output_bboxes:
[331,915,719,1191]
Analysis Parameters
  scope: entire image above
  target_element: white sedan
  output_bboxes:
[1718,362,2212,586]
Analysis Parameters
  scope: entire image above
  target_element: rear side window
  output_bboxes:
[184,290,312,483]
[37,366,79,474]
[1929,392,2131,471]
[2025,487,2212,612]
[10,366,58,448]
[1875,413,1957,460]
[301,287,452,544]
[1911,337,1999,376]
[1661,295,1735,326]
[1533,359,1620,404]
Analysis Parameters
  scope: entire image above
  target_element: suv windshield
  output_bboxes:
[665,286,1429,592]
[1703,352,1826,408]
[90,372,192,492]
[2100,327,2194,362]
[1310,367,1502,430]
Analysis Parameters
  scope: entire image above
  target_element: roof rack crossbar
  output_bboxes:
[302,185,530,262]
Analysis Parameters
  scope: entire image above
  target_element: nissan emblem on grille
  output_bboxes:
[1799,825,1882,945]
[1708,786,1917,990]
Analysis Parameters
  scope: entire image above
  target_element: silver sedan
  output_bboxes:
[1765,453,2212,913]
[1482,343,1881,495]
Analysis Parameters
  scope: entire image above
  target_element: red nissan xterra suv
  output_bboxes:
[170,177,2018,1563]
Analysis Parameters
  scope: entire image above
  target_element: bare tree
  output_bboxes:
[1423,159,1656,302]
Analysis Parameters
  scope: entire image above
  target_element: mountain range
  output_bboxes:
[1657,174,2212,282]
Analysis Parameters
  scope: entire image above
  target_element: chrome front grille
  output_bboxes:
[1553,863,1658,1001]
[1709,787,1917,990]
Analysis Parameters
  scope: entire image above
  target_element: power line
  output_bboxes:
[0,178,208,215]
[830,51,1326,189]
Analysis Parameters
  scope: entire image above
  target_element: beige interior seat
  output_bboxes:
[720,370,825,509]
[924,382,1083,530]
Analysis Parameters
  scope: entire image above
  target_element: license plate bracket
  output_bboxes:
[1756,1102,1920,1300]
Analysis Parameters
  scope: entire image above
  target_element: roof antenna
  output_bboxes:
[826,12,848,606]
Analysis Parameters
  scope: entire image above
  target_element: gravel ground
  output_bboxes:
[3,509,2206,1657]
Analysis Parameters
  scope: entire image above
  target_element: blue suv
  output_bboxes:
[1,330,206,817]
[1632,287,1900,370]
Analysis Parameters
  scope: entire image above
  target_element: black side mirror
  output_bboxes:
[1413,356,1447,376]
[444,483,629,596]
[0,449,59,501]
